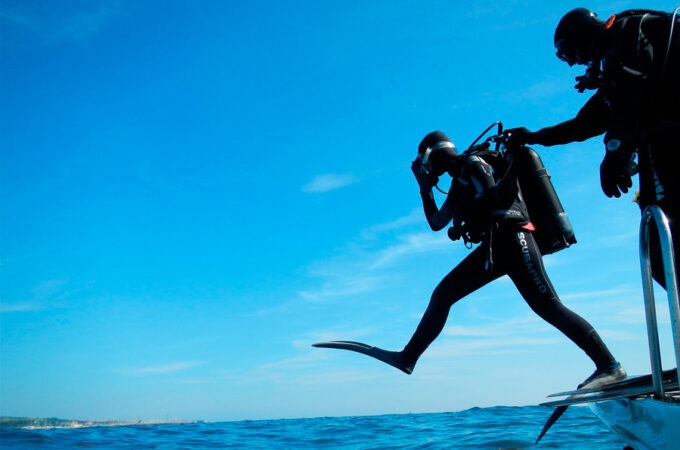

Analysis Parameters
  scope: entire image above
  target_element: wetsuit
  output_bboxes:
[524,10,680,289]
[402,153,617,371]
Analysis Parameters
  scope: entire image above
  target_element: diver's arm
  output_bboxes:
[423,157,492,232]
[421,189,454,231]
[532,91,610,145]
[412,160,453,231]
[506,92,610,147]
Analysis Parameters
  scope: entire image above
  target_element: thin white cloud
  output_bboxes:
[360,209,422,240]
[430,336,565,358]
[1,279,75,313]
[117,361,200,376]
[31,279,69,299]
[298,273,385,302]
[369,232,445,269]
[500,79,568,103]
[0,302,45,313]
[305,327,378,347]
[444,312,552,339]
[560,288,635,302]
[299,210,447,301]
[302,173,358,193]
[445,324,506,338]
[178,379,212,385]
[0,10,32,28]
[1,0,123,45]
[298,231,441,302]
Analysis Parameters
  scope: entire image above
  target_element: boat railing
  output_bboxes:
[639,205,680,398]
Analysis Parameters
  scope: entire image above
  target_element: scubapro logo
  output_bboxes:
[518,232,549,294]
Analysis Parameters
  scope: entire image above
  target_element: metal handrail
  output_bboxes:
[639,205,680,397]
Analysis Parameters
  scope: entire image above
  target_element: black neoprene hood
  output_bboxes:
[554,8,604,58]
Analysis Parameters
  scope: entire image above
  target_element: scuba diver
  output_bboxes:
[505,7,680,292]
[315,130,626,389]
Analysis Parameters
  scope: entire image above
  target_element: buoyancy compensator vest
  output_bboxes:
[466,144,577,255]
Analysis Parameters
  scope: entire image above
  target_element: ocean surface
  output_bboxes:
[0,405,631,449]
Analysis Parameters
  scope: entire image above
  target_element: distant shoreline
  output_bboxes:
[0,416,194,429]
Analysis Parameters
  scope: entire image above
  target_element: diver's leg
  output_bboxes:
[503,229,621,378]
[400,245,500,372]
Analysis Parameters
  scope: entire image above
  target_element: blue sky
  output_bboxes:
[2,0,679,422]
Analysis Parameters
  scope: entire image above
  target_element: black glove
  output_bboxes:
[574,63,602,93]
[503,127,536,147]
[599,139,638,198]
[411,160,438,192]
[448,223,464,241]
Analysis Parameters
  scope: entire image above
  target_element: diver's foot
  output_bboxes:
[371,347,414,375]
[578,362,627,389]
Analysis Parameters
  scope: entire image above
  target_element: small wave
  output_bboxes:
[0,407,628,449]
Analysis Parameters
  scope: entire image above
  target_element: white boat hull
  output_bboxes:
[590,398,680,450]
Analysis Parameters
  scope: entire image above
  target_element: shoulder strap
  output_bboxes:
[469,150,509,179]
[614,9,672,20]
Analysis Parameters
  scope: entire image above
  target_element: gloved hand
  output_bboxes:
[503,127,536,147]
[574,63,602,93]
[448,223,464,241]
[599,139,638,198]
[411,159,438,192]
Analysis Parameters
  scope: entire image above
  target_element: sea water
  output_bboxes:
[0,405,630,449]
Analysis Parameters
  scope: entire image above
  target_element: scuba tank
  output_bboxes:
[512,145,577,255]
[461,121,577,256]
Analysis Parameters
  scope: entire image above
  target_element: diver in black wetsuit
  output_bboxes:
[506,7,680,293]
[316,130,626,389]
